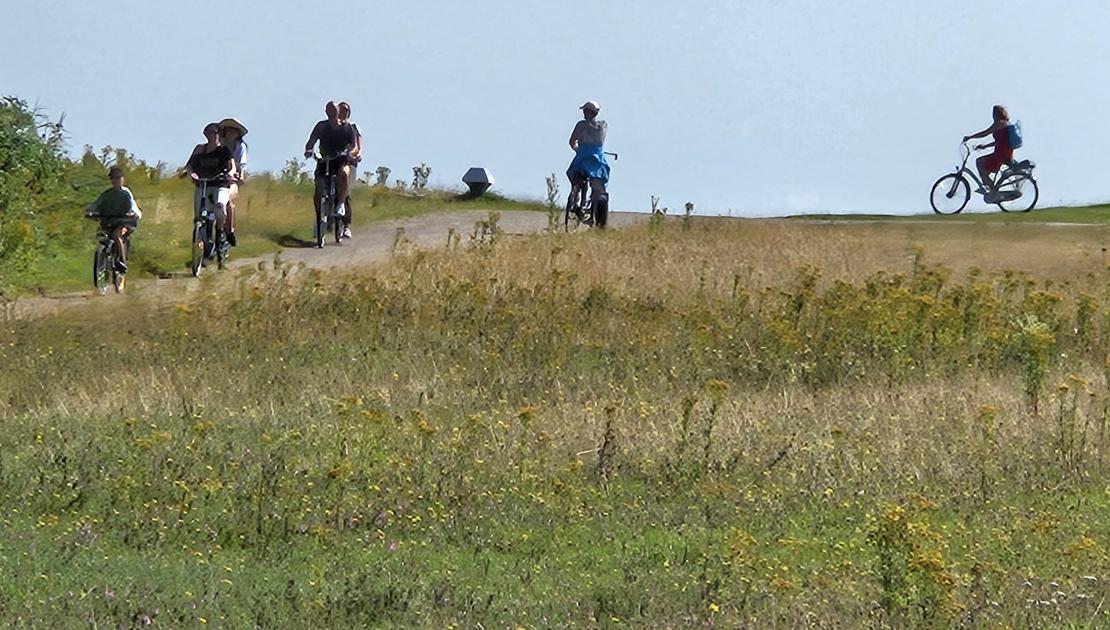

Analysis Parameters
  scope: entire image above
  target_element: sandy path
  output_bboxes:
[7,210,648,320]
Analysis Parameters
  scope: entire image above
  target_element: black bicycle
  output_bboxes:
[191,174,232,277]
[85,214,136,295]
[313,152,347,248]
[930,141,1039,214]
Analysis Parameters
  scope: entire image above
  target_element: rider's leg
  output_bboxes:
[976,156,996,192]
[213,188,231,235]
[336,164,351,215]
[112,225,128,269]
[226,182,238,245]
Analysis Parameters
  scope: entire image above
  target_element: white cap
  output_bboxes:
[580,101,600,112]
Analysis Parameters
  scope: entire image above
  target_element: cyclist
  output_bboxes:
[337,101,361,239]
[303,101,357,227]
[963,105,1013,195]
[217,118,249,246]
[182,122,236,254]
[567,100,610,223]
[86,165,141,273]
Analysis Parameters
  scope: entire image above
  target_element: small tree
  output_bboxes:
[279,158,306,184]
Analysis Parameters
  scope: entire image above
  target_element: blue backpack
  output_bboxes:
[1007,121,1023,150]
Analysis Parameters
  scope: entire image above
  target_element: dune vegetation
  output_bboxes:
[2,217,1108,628]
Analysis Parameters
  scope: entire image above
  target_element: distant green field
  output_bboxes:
[798,203,1110,223]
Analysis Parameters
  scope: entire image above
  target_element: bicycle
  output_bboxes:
[312,152,347,248]
[930,142,1038,214]
[85,213,136,295]
[564,151,617,232]
[190,174,232,277]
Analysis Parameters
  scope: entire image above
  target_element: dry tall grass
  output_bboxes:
[1,217,1107,627]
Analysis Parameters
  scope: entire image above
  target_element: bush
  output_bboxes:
[0,96,69,295]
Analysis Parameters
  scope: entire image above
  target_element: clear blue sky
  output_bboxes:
[3,1,1108,215]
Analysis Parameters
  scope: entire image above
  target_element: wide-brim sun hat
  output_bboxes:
[217,117,248,137]
[580,101,600,112]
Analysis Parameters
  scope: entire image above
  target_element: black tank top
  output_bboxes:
[319,122,355,159]
[189,145,233,185]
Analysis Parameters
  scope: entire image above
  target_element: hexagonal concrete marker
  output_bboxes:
[462,167,494,195]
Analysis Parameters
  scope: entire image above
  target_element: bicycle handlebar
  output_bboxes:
[191,172,233,183]
[310,151,349,161]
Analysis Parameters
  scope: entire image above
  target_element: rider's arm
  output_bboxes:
[964,121,1004,142]
[124,187,142,218]
[85,191,106,216]
[304,122,324,156]
[569,121,583,151]
[351,128,362,159]
[178,144,203,178]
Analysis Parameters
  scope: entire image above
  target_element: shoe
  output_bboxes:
[114,259,128,274]
[342,227,352,239]
[227,231,237,247]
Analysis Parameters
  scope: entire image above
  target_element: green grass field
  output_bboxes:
[2,217,1108,627]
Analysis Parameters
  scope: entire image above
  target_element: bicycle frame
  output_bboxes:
[950,143,1030,195]
[190,174,231,274]
[312,153,347,246]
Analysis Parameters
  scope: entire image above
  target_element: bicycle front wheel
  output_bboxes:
[190,221,205,277]
[930,174,970,215]
[93,243,111,295]
[317,199,331,248]
[996,173,1039,213]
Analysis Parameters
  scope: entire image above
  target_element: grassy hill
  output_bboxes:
[30,176,545,296]
[1,218,1108,627]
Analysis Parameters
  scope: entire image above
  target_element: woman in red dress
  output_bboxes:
[963,105,1013,193]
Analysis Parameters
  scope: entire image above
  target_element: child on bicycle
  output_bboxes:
[85,165,141,273]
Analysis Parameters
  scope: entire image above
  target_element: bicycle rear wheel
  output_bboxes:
[930,174,970,215]
[996,173,1039,213]
[594,195,610,229]
[93,242,111,295]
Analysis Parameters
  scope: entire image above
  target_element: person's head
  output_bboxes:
[993,105,1009,122]
[325,101,338,121]
[580,101,600,121]
[203,122,221,144]
[108,165,125,188]
[337,102,351,122]
[218,118,248,144]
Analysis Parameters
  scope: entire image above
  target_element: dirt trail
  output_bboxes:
[7,210,648,320]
